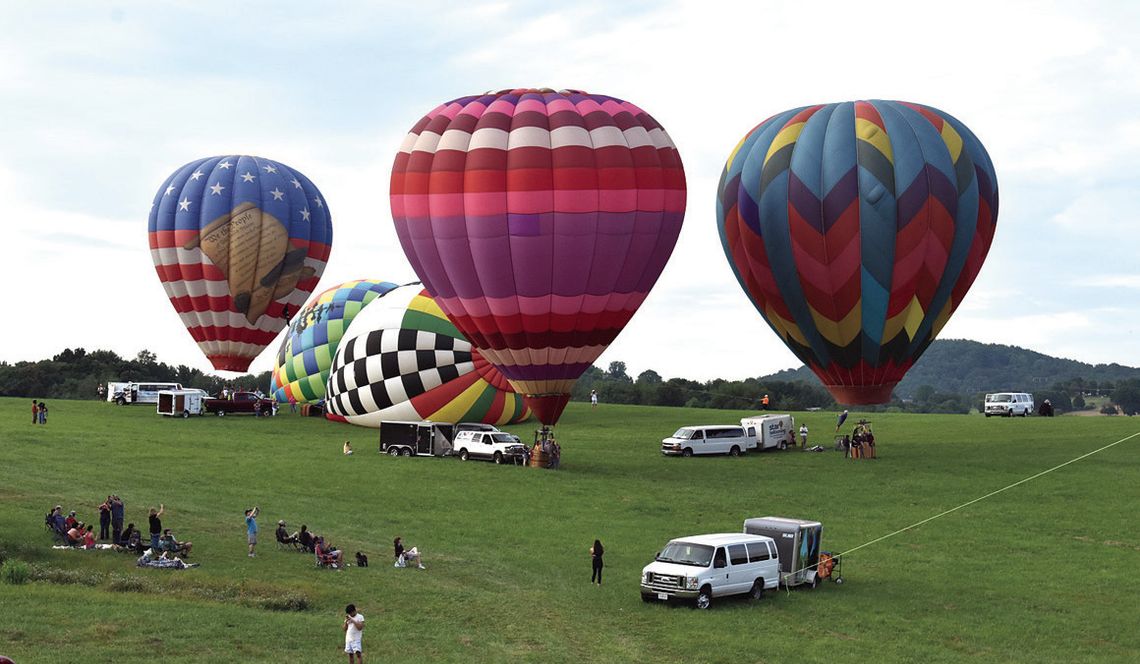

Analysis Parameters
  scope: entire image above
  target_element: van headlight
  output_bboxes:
[641,571,649,584]
[686,577,699,590]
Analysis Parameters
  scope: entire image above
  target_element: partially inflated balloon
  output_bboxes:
[391,88,686,424]
[270,279,400,403]
[717,101,998,404]
[325,285,530,427]
[149,155,332,372]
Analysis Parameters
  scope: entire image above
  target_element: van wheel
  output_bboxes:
[808,575,820,589]
[401,448,413,458]
[749,579,765,601]
[460,449,470,461]
[493,451,503,464]
[387,448,400,457]
[985,413,991,418]
[641,593,653,603]
[681,448,693,458]
[1022,409,1029,417]
[695,587,712,610]
[116,397,126,405]
[729,446,741,457]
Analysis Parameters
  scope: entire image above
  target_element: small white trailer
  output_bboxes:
[156,390,205,418]
[739,414,796,451]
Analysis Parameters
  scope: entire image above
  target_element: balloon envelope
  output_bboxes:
[271,279,400,403]
[716,101,998,404]
[149,155,332,372]
[325,285,531,427]
[391,88,686,424]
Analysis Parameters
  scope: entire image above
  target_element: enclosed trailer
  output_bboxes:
[743,516,831,588]
[379,421,455,457]
[156,390,205,418]
[739,414,796,451]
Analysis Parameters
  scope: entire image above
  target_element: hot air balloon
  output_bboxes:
[390,88,686,425]
[270,279,400,403]
[149,155,332,372]
[716,101,998,404]
[325,285,531,427]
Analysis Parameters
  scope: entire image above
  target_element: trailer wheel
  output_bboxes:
[729,446,741,457]
[834,576,844,585]
[387,447,400,457]
[216,410,225,417]
[459,449,470,461]
[748,579,765,601]
[181,410,190,419]
[401,448,412,458]
[493,451,503,464]
[695,586,712,610]
[681,448,693,458]
[778,440,787,450]
[808,575,820,589]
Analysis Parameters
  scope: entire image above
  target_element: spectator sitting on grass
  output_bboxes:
[276,520,300,548]
[82,524,97,549]
[67,522,85,547]
[298,525,315,553]
[161,528,193,557]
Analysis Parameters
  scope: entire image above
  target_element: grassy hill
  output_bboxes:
[764,339,1140,399]
[1,399,1139,662]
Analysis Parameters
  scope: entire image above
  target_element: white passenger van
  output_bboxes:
[114,382,184,405]
[984,392,1034,417]
[640,533,781,609]
[739,414,796,451]
[661,426,752,457]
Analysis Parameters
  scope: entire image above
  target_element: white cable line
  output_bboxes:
[783,430,1140,591]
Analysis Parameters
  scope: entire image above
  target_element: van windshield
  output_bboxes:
[489,433,517,444]
[987,395,1012,403]
[671,429,695,439]
[656,542,714,567]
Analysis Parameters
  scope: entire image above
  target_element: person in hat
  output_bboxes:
[276,519,299,548]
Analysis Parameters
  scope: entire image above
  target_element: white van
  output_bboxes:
[984,392,1034,417]
[739,414,796,451]
[661,426,753,457]
[640,533,781,609]
[113,382,183,405]
[453,430,527,464]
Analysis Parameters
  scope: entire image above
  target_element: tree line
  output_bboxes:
[2,348,1138,416]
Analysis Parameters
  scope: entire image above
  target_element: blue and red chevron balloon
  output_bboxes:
[716,101,998,404]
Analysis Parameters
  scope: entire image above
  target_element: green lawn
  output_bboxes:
[1,398,1138,663]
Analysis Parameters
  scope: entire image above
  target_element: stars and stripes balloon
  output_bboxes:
[325,285,531,427]
[717,101,998,404]
[270,278,400,404]
[148,155,332,372]
[391,88,686,425]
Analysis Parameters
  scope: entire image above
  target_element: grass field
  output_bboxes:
[1,398,1139,663]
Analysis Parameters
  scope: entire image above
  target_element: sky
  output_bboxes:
[1,0,1137,382]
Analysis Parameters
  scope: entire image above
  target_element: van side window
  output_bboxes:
[746,541,769,561]
[690,430,704,440]
[728,544,748,566]
[713,547,727,568]
[767,542,777,558]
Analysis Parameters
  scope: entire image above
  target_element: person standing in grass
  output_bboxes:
[590,539,605,585]
[110,495,125,545]
[245,506,260,557]
[98,496,112,540]
[799,423,809,449]
[148,504,165,551]
[343,603,364,663]
[32,399,38,424]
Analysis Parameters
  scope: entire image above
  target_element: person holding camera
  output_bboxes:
[244,506,260,557]
[342,603,365,663]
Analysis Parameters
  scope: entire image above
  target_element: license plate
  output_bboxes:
[657,593,669,601]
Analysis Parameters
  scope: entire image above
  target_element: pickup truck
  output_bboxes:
[204,392,276,416]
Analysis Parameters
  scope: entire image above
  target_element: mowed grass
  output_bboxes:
[1,398,1139,663]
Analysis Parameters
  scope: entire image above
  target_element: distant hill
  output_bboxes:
[762,339,1140,398]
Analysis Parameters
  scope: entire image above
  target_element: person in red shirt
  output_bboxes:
[32,399,38,424]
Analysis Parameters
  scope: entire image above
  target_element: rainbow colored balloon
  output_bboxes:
[391,88,686,424]
[717,101,998,404]
[325,285,531,427]
[149,155,332,372]
[270,279,400,403]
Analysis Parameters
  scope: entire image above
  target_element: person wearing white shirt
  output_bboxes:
[343,603,364,663]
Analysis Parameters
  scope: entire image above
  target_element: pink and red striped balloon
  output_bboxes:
[391,89,686,424]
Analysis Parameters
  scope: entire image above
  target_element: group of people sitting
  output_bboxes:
[46,504,192,556]
[274,520,424,571]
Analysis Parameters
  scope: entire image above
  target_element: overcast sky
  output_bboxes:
[2,1,1137,381]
